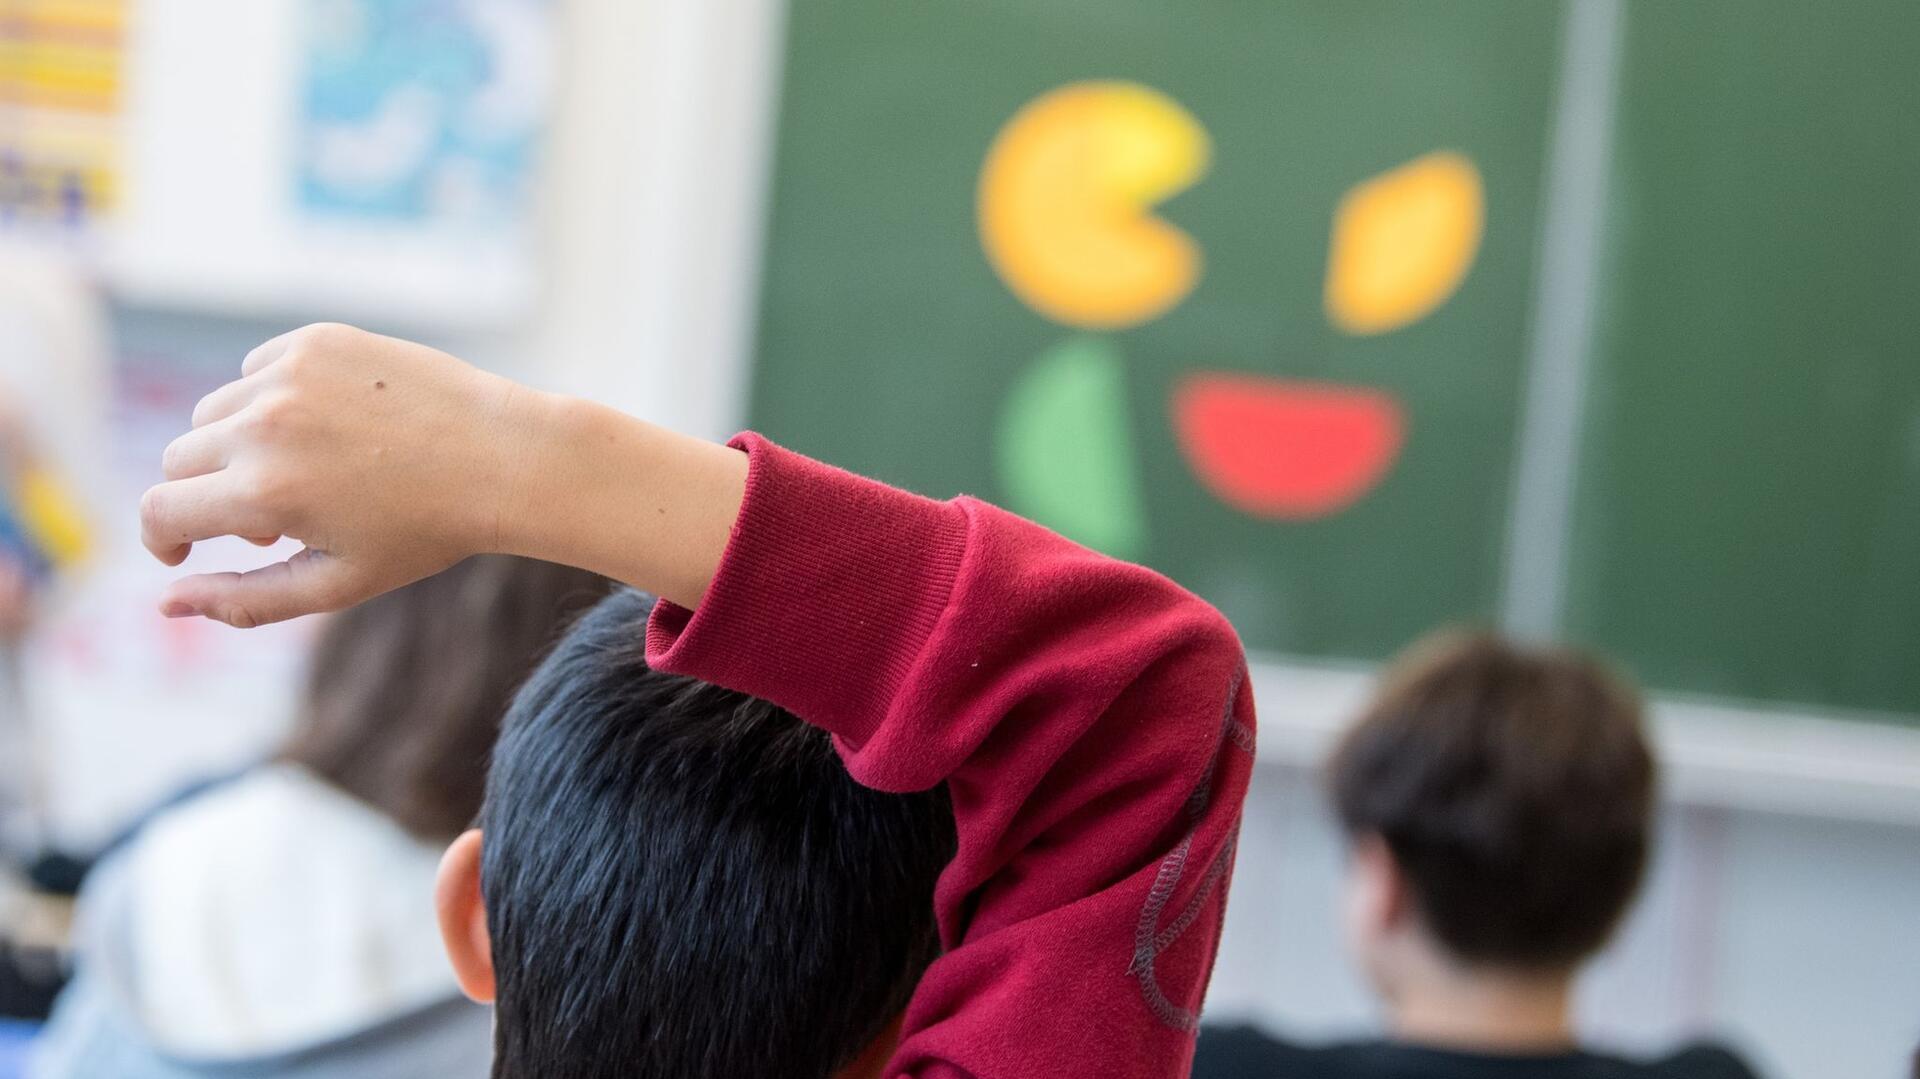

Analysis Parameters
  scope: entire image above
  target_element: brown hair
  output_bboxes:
[1327,630,1656,970]
[281,555,610,841]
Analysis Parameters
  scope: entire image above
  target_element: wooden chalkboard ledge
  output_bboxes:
[1248,660,1920,829]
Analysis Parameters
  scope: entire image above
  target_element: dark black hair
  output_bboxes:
[478,589,957,1079]
[1327,630,1655,970]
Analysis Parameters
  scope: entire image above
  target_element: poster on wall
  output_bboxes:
[296,0,553,233]
[0,0,125,229]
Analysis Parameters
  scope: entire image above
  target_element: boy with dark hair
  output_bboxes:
[1196,631,1762,1079]
[435,588,957,1078]
[139,324,1257,1078]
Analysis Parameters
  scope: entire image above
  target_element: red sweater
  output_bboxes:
[646,434,1257,1078]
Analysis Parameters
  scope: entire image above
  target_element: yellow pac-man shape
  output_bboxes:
[979,82,1210,330]
[1325,151,1484,336]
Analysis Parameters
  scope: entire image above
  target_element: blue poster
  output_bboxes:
[298,0,553,227]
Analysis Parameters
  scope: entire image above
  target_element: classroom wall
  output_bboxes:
[509,0,780,434]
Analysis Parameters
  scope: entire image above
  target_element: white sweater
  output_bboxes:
[121,764,462,1056]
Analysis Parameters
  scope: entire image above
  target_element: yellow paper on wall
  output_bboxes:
[17,468,91,566]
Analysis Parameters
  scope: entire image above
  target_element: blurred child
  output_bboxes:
[1194,632,1763,1079]
[138,323,1257,1078]
[32,555,607,1079]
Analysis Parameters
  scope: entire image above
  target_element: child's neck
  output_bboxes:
[1387,965,1575,1055]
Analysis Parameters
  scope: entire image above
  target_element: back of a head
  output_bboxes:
[284,555,612,841]
[479,589,957,1079]
[1328,630,1655,970]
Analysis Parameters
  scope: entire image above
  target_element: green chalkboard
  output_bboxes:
[1563,0,1920,719]
[749,0,1563,661]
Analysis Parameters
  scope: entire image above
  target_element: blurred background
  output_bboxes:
[1,0,1917,1076]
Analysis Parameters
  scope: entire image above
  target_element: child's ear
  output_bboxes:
[436,829,496,1004]
[1350,832,1410,935]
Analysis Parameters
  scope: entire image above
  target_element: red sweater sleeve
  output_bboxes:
[646,434,1257,1079]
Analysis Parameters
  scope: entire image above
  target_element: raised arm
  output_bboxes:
[644,435,1255,1078]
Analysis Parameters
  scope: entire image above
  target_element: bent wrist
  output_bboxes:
[489,385,591,562]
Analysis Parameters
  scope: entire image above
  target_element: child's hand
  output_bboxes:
[141,324,537,627]
[144,323,747,627]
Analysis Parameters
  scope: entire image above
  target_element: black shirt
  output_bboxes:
[1194,1025,1764,1079]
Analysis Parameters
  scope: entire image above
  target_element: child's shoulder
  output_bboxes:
[1652,1042,1765,1079]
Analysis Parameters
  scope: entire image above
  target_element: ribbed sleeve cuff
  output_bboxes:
[645,432,970,745]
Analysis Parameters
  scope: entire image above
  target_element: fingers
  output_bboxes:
[159,547,358,628]
[241,329,306,377]
[200,322,326,424]
[140,473,276,566]
[159,421,231,482]
[191,377,261,429]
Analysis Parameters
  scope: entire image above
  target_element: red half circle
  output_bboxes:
[1172,374,1406,519]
